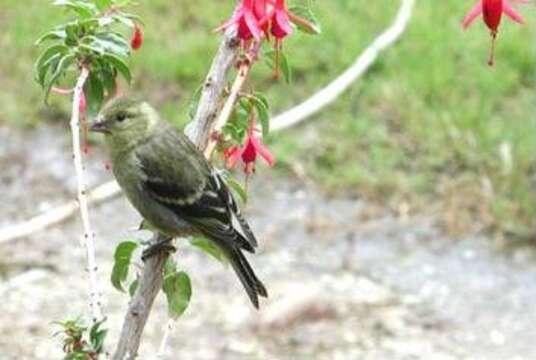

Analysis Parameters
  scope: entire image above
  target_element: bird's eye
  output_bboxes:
[116,111,128,122]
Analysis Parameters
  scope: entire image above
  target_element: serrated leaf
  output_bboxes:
[43,53,76,103]
[84,71,104,119]
[162,271,192,318]
[189,237,228,265]
[102,53,132,83]
[111,241,138,292]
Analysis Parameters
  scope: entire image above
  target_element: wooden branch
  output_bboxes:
[112,234,170,360]
[70,67,105,324]
[271,0,415,132]
[112,28,241,360]
[184,28,239,150]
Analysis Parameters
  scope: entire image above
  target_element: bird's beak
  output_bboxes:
[89,117,110,134]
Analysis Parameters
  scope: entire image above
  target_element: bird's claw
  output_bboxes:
[141,241,176,262]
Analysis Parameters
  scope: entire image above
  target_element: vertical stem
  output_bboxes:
[70,67,104,323]
[112,235,170,360]
[203,63,252,159]
[156,319,176,358]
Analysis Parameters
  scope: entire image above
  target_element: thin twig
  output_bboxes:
[155,319,176,359]
[71,67,104,324]
[203,62,251,159]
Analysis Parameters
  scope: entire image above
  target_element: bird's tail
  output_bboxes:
[225,246,268,309]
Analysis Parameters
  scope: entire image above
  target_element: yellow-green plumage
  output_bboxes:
[90,96,267,308]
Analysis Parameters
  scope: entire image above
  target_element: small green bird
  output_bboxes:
[90,96,267,308]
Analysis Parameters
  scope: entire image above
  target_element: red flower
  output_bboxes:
[218,0,263,42]
[270,0,293,39]
[462,0,525,65]
[254,0,274,33]
[131,24,144,50]
[224,126,275,174]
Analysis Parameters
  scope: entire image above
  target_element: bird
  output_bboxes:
[90,95,267,308]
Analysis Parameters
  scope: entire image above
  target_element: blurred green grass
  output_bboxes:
[0,0,534,238]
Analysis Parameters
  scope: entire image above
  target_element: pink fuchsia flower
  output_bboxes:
[224,126,275,174]
[130,24,144,50]
[253,0,275,33]
[462,0,525,66]
[270,0,293,39]
[218,0,263,42]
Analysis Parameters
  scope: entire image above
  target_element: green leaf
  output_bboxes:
[35,29,67,46]
[34,44,68,86]
[43,53,76,103]
[250,93,270,138]
[226,177,248,204]
[289,5,322,35]
[128,276,139,297]
[54,0,98,19]
[111,241,138,292]
[84,71,104,119]
[111,13,135,28]
[99,62,117,97]
[263,48,292,84]
[82,32,130,58]
[102,53,132,83]
[95,0,112,11]
[162,270,192,318]
[189,237,228,265]
[279,50,292,84]
[89,319,107,353]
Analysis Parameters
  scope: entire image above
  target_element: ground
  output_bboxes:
[2,125,536,359]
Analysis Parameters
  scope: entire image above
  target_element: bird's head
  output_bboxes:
[90,95,159,152]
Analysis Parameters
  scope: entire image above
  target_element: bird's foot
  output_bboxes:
[142,239,176,262]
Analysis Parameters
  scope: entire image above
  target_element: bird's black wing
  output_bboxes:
[136,129,267,307]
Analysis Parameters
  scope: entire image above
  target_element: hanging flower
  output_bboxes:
[254,0,274,33]
[130,24,144,50]
[270,0,293,39]
[224,125,275,174]
[462,0,525,66]
[218,0,263,42]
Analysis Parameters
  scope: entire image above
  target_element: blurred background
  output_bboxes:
[1,0,535,359]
